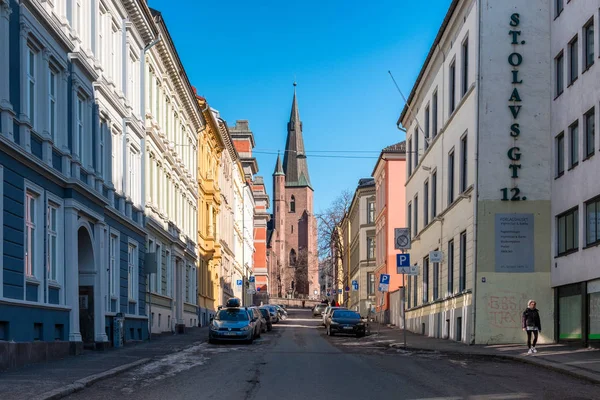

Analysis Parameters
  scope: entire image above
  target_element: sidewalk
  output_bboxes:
[0,327,209,400]
[365,323,600,384]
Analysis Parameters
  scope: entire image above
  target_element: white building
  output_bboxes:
[218,112,243,305]
[399,0,553,344]
[144,8,199,334]
[551,0,600,345]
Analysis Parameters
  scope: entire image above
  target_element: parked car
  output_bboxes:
[264,305,280,323]
[322,306,346,326]
[275,305,288,320]
[258,307,273,331]
[208,307,256,344]
[313,303,327,317]
[325,309,368,338]
[248,307,267,334]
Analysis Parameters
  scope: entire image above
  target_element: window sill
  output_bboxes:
[583,241,600,250]
[567,162,578,171]
[48,280,62,289]
[583,153,594,163]
[555,172,564,180]
[26,276,41,285]
[582,63,594,74]
[555,248,579,258]
[567,77,578,88]
[128,299,137,304]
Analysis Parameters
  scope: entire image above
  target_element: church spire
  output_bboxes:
[283,82,312,189]
[273,152,284,176]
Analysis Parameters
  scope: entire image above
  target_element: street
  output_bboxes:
[62,309,599,400]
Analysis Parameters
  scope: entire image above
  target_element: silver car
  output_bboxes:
[208,307,255,344]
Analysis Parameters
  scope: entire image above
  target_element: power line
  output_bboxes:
[253,150,379,159]
[254,148,382,154]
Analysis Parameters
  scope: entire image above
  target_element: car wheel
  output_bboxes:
[208,338,216,344]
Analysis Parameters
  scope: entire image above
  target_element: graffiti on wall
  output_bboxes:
[486,291,529,329]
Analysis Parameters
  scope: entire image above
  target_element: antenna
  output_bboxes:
[388,70,430,144]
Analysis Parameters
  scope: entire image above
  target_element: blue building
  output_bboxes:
[0,0,157,368]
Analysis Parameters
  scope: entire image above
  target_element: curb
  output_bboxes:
[384,341,600,385]
[33,358,151,400]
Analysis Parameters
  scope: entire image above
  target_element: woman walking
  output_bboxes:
[522,299,542,354]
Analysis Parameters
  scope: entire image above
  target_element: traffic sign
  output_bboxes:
[256,287,261,292]
[247,288,256,295]
[400,264,419,276]
[352,283,358,291]
[249,276,255,283]
[394,228,411,250]
[337,289,342,294]
[345,286,350,292]
[236,279,243,286]
[326,291,330,296]
[351,280,358,285]
[378,274,390,292]
[430,251,443,263]
[396,254,411,267]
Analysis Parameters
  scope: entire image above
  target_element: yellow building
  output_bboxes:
[195,94,225,324]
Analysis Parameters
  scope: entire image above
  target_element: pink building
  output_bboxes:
[372,142,407,322]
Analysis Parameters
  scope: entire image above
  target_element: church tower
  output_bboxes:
[277,83,318,298]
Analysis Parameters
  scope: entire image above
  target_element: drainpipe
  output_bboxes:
[470,0,481,345]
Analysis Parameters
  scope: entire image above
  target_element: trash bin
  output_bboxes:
[113,313,124,348]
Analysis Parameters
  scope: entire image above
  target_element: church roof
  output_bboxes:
[282,83,312,189]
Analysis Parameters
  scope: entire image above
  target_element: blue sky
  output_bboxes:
[149,0,452,214]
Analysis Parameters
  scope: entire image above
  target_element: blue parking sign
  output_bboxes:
[378,274,390,292]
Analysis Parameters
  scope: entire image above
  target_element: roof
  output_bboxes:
[358,178,375,188]
[371,140,407,177]
[282,83,313,189]
[397,0,461,126]
[273,153,284,176]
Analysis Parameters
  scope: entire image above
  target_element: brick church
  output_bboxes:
[267,84,319,299]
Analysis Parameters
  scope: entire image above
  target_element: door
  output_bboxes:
[79,286,94,343]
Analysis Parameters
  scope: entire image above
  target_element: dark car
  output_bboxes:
[258,307,273,331]
[208,307,255,344]
[325,309,368,338]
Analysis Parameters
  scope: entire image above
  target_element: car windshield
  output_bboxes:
[259,309,269,317]
[215,309,250,321]
[332,310,360,319]
[316,305,326,310]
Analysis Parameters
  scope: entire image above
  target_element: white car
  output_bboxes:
[322,306,346,326]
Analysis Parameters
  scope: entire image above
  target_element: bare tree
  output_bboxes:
[316,190,352,293]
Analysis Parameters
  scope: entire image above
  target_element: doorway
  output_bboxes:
[78,227,95,345]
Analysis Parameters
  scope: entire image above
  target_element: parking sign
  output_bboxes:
[378,274,390,292]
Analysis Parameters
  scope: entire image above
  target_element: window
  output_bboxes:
[414,127,419,168]
[367,272,375,296]
[432,90,438,138]
[109,233,119,299]
[407,138,412,176]
[585,108,595,158]
[459,231,467,291]
[449,60,456,114]
[129,147,140,204]
[424,105,430,150]
[557,207,578,255]
[408,203,412,237]
[128,242,138,305]
[448,150,455,205]
[413,274,418,307]
[367,199,375,223]
[77,95,85,165]
[447,240,454,295]
[289,249,297,266]
[48,69,57,142]
[25,191,40,278]
[431,171,437,218]
[555,0,563,18]
[99,122,105,178]
[413,195,418,237]
[555,52,564,97]
[27,46,36,127]
[290,195,295,213]
[424,181,429,226]
[185,265,190,303]
[556,132,565,176]
[367,236,375,260]
[165,249,172,297]
[584,20,594,70]
[460,136,468,192]
[433,258,440,300]
[569,36,578,84]
[586,197,600,246]
[461,37,469,96]
[569,121,579,168]
[423,256,429,303]
[47,202,59,282]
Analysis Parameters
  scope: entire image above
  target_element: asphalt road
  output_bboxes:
[64,309,599,400]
